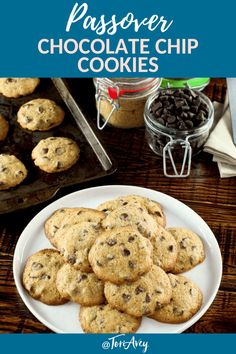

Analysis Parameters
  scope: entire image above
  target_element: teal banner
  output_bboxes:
[0,0,235,76]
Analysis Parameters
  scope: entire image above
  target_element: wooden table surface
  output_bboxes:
[0,78,235,333]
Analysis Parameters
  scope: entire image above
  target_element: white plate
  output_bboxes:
[13,185,222,333]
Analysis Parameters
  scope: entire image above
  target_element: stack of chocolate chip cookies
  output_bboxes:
[22,194,205,333]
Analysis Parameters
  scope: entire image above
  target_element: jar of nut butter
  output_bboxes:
[94,78,162,129]
[144,88,214,177]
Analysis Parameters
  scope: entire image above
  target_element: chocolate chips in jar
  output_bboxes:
[149,89,209,131]
[144,88,214,161]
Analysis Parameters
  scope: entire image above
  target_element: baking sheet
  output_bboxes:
[0,79,116,214]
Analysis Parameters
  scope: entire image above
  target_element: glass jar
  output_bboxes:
[94,78,162,129]
[161,78,210,91]
[144,89,214,177]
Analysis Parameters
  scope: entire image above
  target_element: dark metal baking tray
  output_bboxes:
[0,78,116,214]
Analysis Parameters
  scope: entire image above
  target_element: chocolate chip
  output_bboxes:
[173,307,184,316]
[167,116,176,124]
[55,147,64,155]
[179,240,186,249]
[155,302,162,311]
[122,293,131,302]
[38,106,45,114]
[31,262,43,270]
[185,120,194,129]
[168,245,174,252]
[107,254,115,261]
[40,274,51,280]
[56,161,62,169]
[122,248,130,257]
[189,288,193,296]
[135,286,145,294]
[189,256,195,265]
[25,116,33,123]
[6,78,16,83]
[107,239,117,246]
[68,255,76,264]
[160,236,166,241]
[155,211,162,217]
[128,261,135,269]
[155,289,163,294]
[145,294,151,303]
[128,236,135,242]
[122,201,128,206]
[120,213,129,220]
[42,148,48,154]
[77,274,88,283]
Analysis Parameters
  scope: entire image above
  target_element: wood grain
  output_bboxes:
[0,78,235,333]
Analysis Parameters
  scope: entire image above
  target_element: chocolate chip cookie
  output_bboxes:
[104,265,172,317]
[167,227,205,273]
[150,274,203,323]
[151,225,178,272]
[55,217,105,272]
[0,114,9,141]
[0,154,27,190]
[98,194,166,227]
[88,226,153,284]
[31,137,80,173]
[101,205,159,240]
[56,263,105,305]
[79,304,141,333]
[22,249,68,305]
[0,78,40,98]
[44,207,105,248]
[17,98,65,131]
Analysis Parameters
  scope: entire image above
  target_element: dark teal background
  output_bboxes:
[0,0,235,76]
[1,334,236,354]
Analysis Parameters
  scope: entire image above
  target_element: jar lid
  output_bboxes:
[161,78,210,91]
[95,78,162,99]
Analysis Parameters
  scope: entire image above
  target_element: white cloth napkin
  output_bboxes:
[204,96,236,178]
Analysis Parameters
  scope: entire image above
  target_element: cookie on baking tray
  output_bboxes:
[79,304,141,333]
[104,265,172,317]
[167,227,205,273]
[88,226,153,284]
[44,207,105,248]
[0,78,40,98]
[17,98,65,131]
[150,273,203,324]
[55,217,105,272]
[151,224,178,272]
[97,194,166,227]
[0,114,9,141]
[101,204,159,240]
[31,137,80,173]
[0,154,27,190]
[56,263,105,306]
[22,249,68,305]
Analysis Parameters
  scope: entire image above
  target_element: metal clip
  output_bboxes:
[163,138,192,178]
[95,81,120,130]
